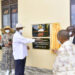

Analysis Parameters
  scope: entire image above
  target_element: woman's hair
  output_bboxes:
[57,30,69,41]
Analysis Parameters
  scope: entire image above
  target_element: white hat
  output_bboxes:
[16,23,24,28]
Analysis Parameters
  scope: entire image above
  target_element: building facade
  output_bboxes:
[0,0,72,70]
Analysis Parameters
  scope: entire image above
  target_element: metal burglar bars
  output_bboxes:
[71,0,75,26]
[1,0,18,28]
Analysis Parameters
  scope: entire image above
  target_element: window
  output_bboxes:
[71,0,75,26]
[2,0,18,28]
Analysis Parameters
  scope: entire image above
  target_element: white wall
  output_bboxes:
[18,0,70,69]
[0,0,70,70]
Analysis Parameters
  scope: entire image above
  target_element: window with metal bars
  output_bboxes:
[71,0,75,26]
[2,0,18,28]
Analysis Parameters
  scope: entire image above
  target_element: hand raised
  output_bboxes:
[35,38,42,42]
[52,49,58,53]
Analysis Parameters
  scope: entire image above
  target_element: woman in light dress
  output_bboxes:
[53,28,75,75]
[0,26,15,75]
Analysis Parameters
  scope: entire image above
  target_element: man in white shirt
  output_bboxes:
[13,24,40,75]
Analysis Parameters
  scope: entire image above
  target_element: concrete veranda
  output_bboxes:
[0,66,53,75]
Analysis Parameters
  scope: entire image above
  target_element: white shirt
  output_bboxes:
[13,31,35,60]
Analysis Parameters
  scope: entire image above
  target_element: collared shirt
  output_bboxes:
[12,31,35,60]
[53,36,75,73]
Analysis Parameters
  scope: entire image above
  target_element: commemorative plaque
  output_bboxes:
[33,38,50,49]
[32,24,50,37]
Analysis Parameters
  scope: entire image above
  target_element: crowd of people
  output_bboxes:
[0,24,75,75]
[0,24,41,75]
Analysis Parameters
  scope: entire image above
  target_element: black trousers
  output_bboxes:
[14,58,26,75]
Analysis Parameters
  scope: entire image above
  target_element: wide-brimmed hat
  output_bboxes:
[1,26,14,33]
[16,23,24,29]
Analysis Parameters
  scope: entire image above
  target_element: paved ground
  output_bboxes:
[0,66,53,75]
